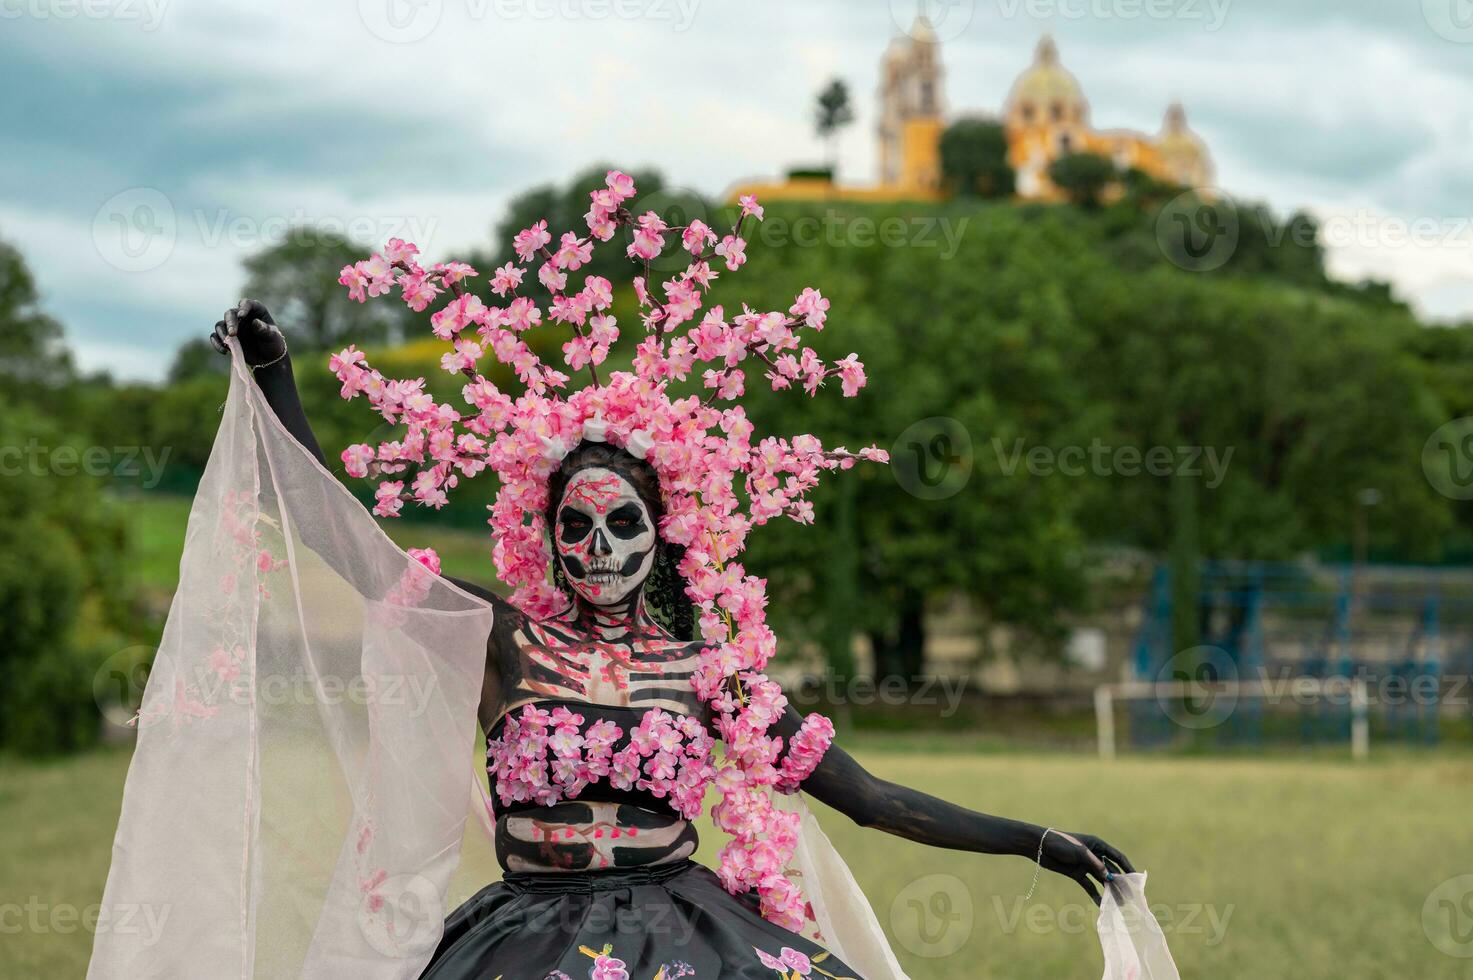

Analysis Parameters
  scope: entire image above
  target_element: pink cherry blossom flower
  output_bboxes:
[538,262,568,293]
[605,170,635,199]
[401,273,440,312]
[382,238,419,265]
[339,263,370,302]
[789,287,829,330]
[373,481,405,518]
[682,220,716,254]
[342,443,375,479]
[714,235,747,271]
[835,353,867,396]
[491,262,524,296]
[513,220,551,262]
[503,297,542,333]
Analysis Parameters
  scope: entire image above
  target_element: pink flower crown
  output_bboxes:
[330,171,886,927]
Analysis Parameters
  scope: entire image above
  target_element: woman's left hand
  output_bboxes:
[1039,831,1135,905]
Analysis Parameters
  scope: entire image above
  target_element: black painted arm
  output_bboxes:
[252,355,327,467]
[771,706,1132,903]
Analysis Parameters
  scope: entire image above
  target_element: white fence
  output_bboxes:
[1094,677,1371,761]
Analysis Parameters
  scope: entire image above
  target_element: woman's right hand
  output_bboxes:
[210,298,287,367]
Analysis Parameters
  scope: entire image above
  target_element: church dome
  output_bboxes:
[1005,36,1089,128]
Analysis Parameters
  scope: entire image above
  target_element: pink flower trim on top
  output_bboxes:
[775,714,835,794]
[486,703,716,821]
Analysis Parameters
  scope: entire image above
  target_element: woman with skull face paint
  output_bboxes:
[193,302,1136,980]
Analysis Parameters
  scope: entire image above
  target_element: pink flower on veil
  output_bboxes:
[360,868,387,914]
[407,547,441,575]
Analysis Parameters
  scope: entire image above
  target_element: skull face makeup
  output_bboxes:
[554,466,658,608]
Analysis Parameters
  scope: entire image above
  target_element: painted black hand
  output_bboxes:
[1041,831,1135,905]
[210,298,285,367]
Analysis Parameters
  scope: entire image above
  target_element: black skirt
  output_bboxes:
[421,860,865,979]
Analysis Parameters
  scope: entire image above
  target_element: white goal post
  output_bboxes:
[1094,677,1371,761]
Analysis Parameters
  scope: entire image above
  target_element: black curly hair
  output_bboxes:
[546,441,695,640]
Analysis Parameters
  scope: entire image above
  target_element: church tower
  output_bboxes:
[877,13,945,191]
[1156,102,1214,189]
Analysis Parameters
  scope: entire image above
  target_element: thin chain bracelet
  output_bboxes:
[1022,827,1054,902]
[251,345,289,373]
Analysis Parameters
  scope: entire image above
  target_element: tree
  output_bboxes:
[167,336,229,382]
[0,390,131,753]
[0,238,140,752]
[1065,262,1450,563]
[241,228,410,351]
[1117,166,1179,211]
[0,235,73,395]
[1047,152,1117,208]
[814,79,855,175]
[939,118,1015,198]
[717,201,1095,684]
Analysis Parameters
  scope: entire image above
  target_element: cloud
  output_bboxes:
[3,0,1472,378]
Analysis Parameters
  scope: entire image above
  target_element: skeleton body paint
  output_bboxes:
[497,801,699,873]
[480,459,708,873]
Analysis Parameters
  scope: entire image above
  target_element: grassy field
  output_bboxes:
[122,491,503,598]
[43,494,1472,976]
[4,744,1472,978]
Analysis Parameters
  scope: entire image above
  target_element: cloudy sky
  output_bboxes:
[5,0,1473,379]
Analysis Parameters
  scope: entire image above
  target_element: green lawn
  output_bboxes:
[5,745,1472,978]
[121,491,503,598]
[61,493,1473,976]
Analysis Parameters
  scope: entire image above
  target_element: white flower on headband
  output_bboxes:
[625,428,654,460]
[581,417,609,443]
[539,435,571,463]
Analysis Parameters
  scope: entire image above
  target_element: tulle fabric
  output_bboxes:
[89,343,910,978]
[774,791,910,979]
[1098,873,1181,980]
[89,344,494,978]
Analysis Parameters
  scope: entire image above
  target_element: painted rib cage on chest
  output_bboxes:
[512,615,701,711]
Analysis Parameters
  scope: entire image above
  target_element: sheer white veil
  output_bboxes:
[89,342,908,979]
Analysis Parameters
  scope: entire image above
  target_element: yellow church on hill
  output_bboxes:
[730,19,1213,204]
